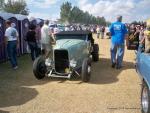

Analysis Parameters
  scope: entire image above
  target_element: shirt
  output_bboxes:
[5,27,19,41]
[109,21,127,44]
[26,30,36,43]
[41,25,50,44]
[144,30,150,50]
[96,27,100,33]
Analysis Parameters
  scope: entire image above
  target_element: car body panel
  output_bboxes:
[136,51,150,89]
[53,39,90,69]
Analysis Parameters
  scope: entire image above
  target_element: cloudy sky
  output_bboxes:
[26,0,150,22]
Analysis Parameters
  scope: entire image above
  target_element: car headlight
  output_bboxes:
[70,59,77,68]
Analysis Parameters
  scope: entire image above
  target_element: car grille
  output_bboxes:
[54,50,69,73]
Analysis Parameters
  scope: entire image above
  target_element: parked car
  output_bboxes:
[33,31,99,82]
[136,48,150,113]
[57,24,65,31]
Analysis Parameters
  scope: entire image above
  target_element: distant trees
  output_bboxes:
[60,2,108,25]
[0,0,29,15]
[0,0,4,10]
[60,2,72,23]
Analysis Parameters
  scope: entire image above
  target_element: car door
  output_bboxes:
[136,51,142,74]
[138,53,150,85]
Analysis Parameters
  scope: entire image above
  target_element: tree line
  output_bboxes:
[0,0,29,15]
[60,2,108,26]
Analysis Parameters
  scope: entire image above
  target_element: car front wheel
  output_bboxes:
[141,81,150,113]
[33,56,47,80]
[81,58,91,82]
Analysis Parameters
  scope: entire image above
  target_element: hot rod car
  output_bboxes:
[33,31,99,82]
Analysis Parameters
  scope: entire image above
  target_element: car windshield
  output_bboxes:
[55,35,87,40]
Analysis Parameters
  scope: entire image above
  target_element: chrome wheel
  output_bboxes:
[142,85,149,113]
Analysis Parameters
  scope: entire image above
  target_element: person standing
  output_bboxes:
[26,24,38,61]
[5,20,19,69]
[96,25,100,39]
[101,26,105,39]
[144,25,150,53]
[41,20,53,66]
[109,16,128,69]
[127,24,139,50]
[35,23,42,55]
[139,26,144,41]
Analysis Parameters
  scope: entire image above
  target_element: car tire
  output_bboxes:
[141,80,150,113]
[33,56,47,80]
[92,44,99,62]
[81,58,91,82]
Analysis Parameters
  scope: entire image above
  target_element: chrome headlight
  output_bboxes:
[70,59,77,68]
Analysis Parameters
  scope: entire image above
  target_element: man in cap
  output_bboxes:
[109,15,128,69]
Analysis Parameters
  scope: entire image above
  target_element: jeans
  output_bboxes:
[101,32,104,39]
[110,43,125,67]
[7,41,18,68]
[97,33,100,38]
[28,42,38,61]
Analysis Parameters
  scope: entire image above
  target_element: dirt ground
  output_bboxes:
[0,35,141,113]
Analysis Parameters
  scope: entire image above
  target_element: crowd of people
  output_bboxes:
[124,21,150,54]
[4,20,56,69]
[108,16,150,69]
[95,26,105,39]
[26,20,55,66]
[4,16,150,70]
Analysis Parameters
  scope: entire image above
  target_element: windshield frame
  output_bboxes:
[55,34,88,41]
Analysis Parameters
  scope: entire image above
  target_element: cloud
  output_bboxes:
[78,0,150,23]
[29,12,50,19]
[26,0,59,8]
[28,12,59,20]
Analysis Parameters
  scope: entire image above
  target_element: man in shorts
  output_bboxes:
[41,20,53,66]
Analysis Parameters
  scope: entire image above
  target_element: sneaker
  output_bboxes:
[13,66,18,70]
[111,63,116,68]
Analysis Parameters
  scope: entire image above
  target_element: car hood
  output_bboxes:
[54,39,84,50]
